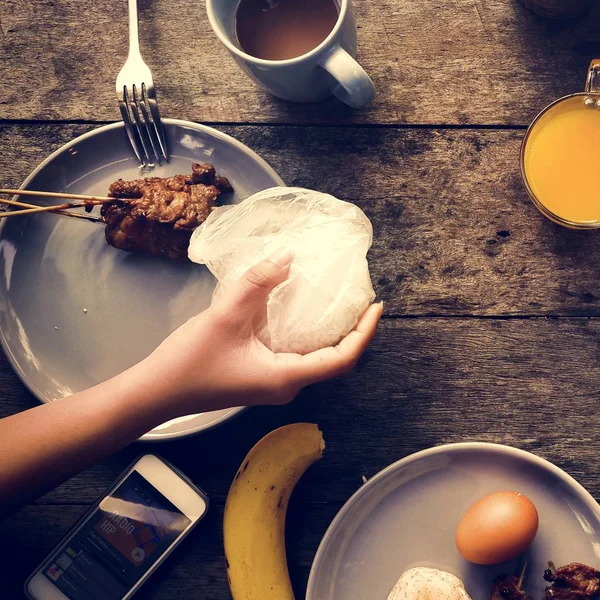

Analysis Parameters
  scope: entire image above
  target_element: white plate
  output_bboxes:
[307,442,600,599]
[0,119,284,441]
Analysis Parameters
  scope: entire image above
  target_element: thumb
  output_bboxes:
[224,248,293,316]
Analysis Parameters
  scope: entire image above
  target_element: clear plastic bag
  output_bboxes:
[188,187,375,354]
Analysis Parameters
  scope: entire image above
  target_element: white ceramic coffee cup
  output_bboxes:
[206,0,375,108]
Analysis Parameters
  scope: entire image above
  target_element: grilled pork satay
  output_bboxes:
[98,163,233,260]
[491,562,532,600]
[544,563,600,599]
[491,575,532,600]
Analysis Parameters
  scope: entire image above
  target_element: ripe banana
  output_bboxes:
[224,423,325,600]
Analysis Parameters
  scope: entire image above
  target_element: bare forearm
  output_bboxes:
[0,254,382,515]
[0,361,178,515]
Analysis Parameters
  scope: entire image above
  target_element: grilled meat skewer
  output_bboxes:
[97,163,233,260]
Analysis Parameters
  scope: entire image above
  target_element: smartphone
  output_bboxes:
[25,454,209,600]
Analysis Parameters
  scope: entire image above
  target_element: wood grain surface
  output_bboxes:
[1,0,600,124]
[2,317,600,599]
[3,123,600,317]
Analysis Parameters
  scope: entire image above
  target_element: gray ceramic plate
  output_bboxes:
[0,119,283,441]
[307,442,600,599]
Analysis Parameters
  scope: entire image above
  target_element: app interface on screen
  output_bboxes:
[42,471,191,600]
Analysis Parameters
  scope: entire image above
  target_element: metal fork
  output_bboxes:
[116,0,168,168]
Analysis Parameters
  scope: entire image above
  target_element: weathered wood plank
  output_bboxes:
[3,123,600,316]
[3,317,600,506]
[1,0,599,124]
[0,501,344,600]
[3,317,600,598]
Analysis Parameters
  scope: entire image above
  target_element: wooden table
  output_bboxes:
[2,0,600,597]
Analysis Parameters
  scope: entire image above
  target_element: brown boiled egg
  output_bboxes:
[455,491,538,565]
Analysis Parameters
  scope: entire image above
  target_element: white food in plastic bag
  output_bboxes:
[188,187,375,354]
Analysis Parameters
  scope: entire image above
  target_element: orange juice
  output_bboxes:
[522,95,600,226]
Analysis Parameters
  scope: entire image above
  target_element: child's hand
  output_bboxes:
[142,248,382,418]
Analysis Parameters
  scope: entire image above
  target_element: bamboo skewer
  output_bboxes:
[517,561,527,590]
[0,188,120,222]
[0,197,105,223]
[0,200,107,219]
[0,188,114,203]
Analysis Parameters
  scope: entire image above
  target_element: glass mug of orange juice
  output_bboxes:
[521,59,600,228]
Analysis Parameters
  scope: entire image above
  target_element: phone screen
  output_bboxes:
[41,470,192,600]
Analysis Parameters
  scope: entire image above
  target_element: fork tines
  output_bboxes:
[119,83,168,168]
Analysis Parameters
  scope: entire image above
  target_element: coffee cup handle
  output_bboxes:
[319,46,375,109]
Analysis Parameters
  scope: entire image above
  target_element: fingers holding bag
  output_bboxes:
[188,187,377,355]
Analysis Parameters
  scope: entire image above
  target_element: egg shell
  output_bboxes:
[455,491,539,565]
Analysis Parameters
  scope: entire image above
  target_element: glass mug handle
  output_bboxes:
[585,58,600,94]
[319,46,375,109]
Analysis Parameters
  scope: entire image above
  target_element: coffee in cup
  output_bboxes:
[206,0,375,108]
[236,0,339,61]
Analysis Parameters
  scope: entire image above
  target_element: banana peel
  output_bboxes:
[224,423,325,600]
